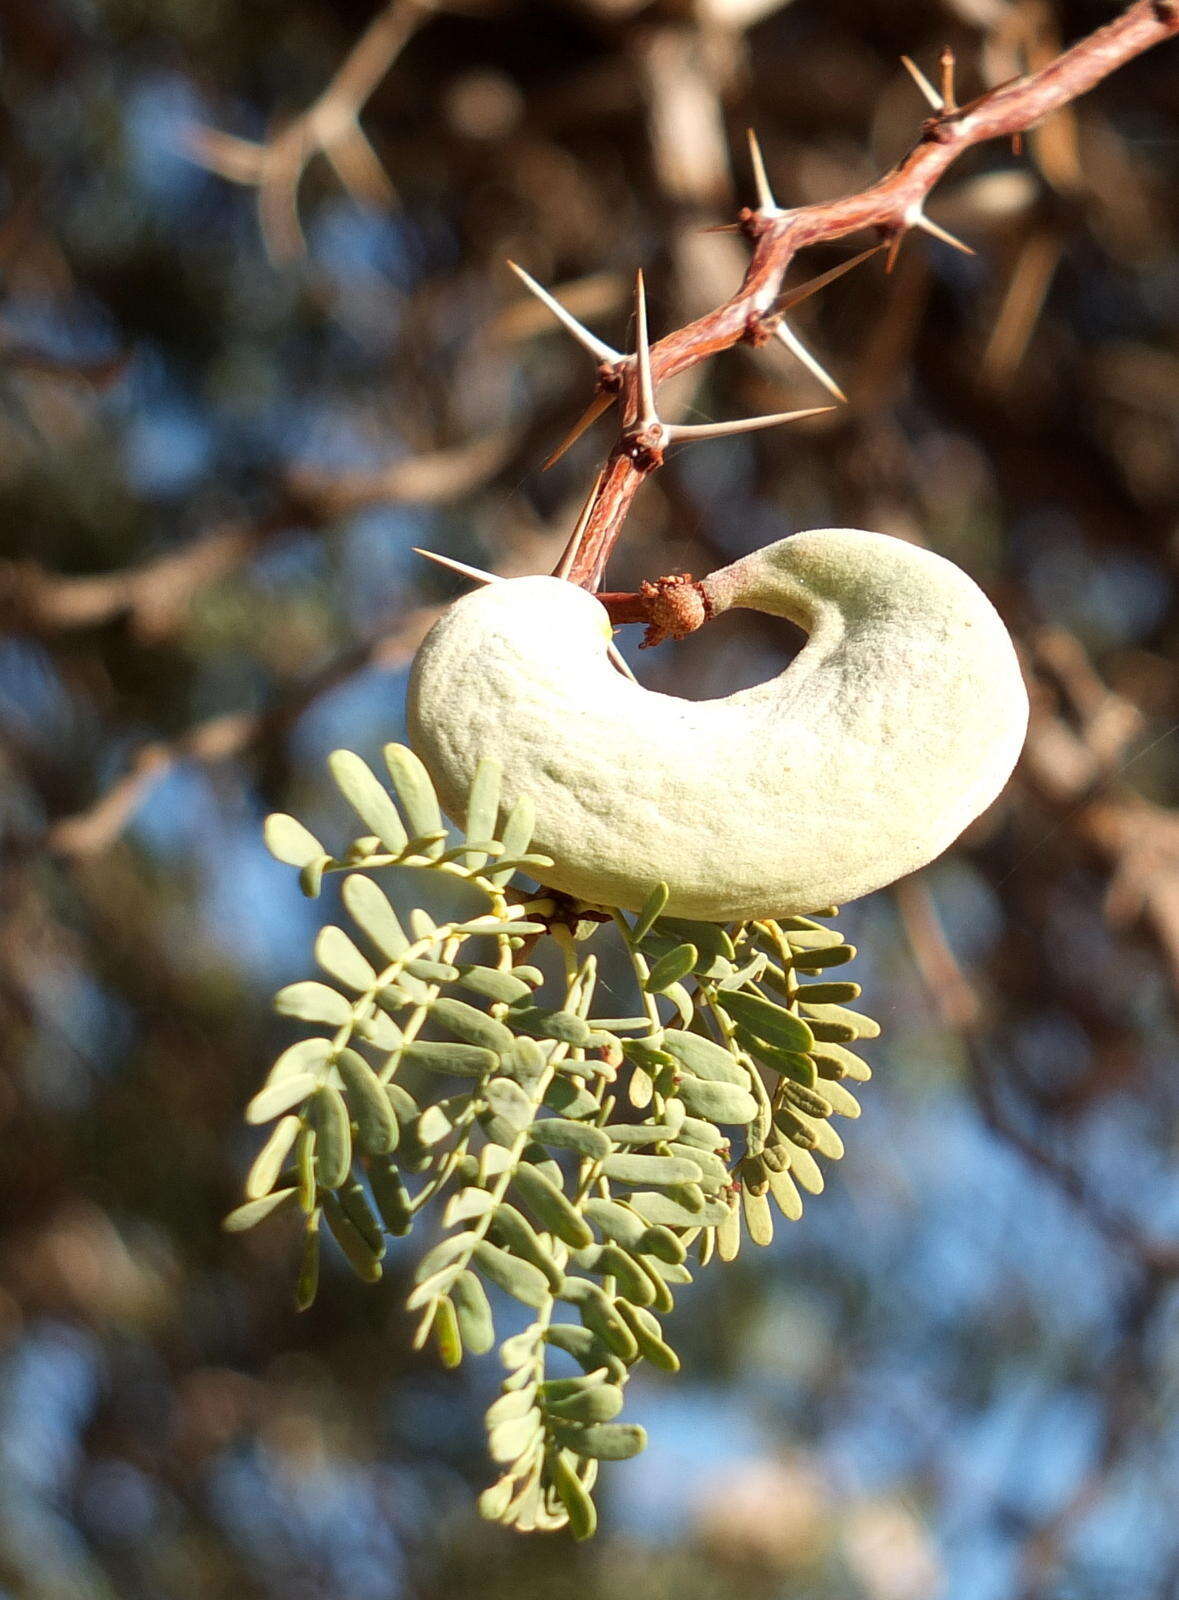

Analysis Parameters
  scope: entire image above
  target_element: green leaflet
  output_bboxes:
[488,1408,544,1465]
[511,1163,594,1249]
[328,749,408,853]
[431,997,516,1054]
[817,1078,862,1118]
[543,1324,626,1380]
[246,1073,318,1125]
[602,1153,705,1188]
[598,1121,680,1148]
[643,943,697,993]
[736,1029,816,1087]
[717,989,814,1054]
[532,1118,612,1162]
[266,1037,333,1084]
[264,813,326,868]
[796,979,862,1003]
[661,1028,749,1085]
[810,1041,873,1080]
[509,1006,594,1048]
[452,1270,495,1355]
[484,1076,535,1131]
[490,1203,565,1292]
[667,1141,728,1191]
[295,1216,320,1311]
[778,1078,834,1120]
[245,1115,300,1199]
[559,1279,639,1361]
[546,1385,625,1424]
[400,1041,498,1076]
[798,1002,881,1041]
[274,981,353,1027]
[767,1163,804,1221]
[551,1422,647,1461]
[551,1453,599,1541]
[655,918,736,965]
[627,1191,728,1229]
[403,957,460,983]
[432,1298,463,1370]
[367,1158,413,1235]
[383,744,443,848]
[223,1187,297,1232]
[583,1197,646,1249]
[790,942,856,971]
[336,1049,399,1154]
[674,1076,758,1126]
[742,1186,774,1246]
[589,1243,656,1308]
[488,795,535,888]
[674,1114,725,1150]
[473,1240,550,1308]
[309,1085,352,1189]
[341,874,409,959]
[462,758,502,869]
[636,1225,685,1264]
[315,925,376,993]
[630,882,669,944]
[458,965,533,1005]
[322,1191,383,1282]
[336,1178,385,1254]
[615,1300,680,1372]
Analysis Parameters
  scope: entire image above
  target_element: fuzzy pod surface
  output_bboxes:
[407,528,1028,921]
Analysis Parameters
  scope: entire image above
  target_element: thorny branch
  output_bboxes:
[557,0,1179,604]
[21,1,1178,862]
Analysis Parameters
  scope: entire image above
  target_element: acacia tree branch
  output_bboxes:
[563,0,1179,602]
[186,0,431,262]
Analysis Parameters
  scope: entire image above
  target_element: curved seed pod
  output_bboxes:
[407,530,1027,920]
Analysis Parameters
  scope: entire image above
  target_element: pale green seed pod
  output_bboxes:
[407,528,1028,921]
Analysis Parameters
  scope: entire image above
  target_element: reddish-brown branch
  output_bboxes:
[562,0,1179,596]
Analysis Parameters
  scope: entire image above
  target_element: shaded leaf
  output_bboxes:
[328,750,408,853]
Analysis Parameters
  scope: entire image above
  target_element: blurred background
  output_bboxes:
[1,0,1178,1595]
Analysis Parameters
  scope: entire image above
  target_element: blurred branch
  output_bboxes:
[45,606,443,859]
[186,0,431,262]
[895,876,1179,1275]
[555,0,1179,595]
[0,431,515,642]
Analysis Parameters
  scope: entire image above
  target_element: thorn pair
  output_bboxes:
[744,129,848,403]
[625,271,832,461]
[900,49,957,113]
[508,258,840,451]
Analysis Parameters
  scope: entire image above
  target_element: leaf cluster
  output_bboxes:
[234,744,879,1537]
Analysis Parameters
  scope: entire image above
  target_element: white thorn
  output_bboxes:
[665,406,834,444]
[911,210,975,255]
[606,639,636,680]
[413,547,497,585]
[746,128,780,215]
[900,55,945,112]
[506,261,622,364]
[554,469,604,581]
[773,320,847,403]
[412,547,633,678]
[414,541,632,677]
[633,270,657,428]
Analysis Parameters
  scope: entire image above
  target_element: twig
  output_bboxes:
[186,0,429,262]
[548,0,1179,598]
